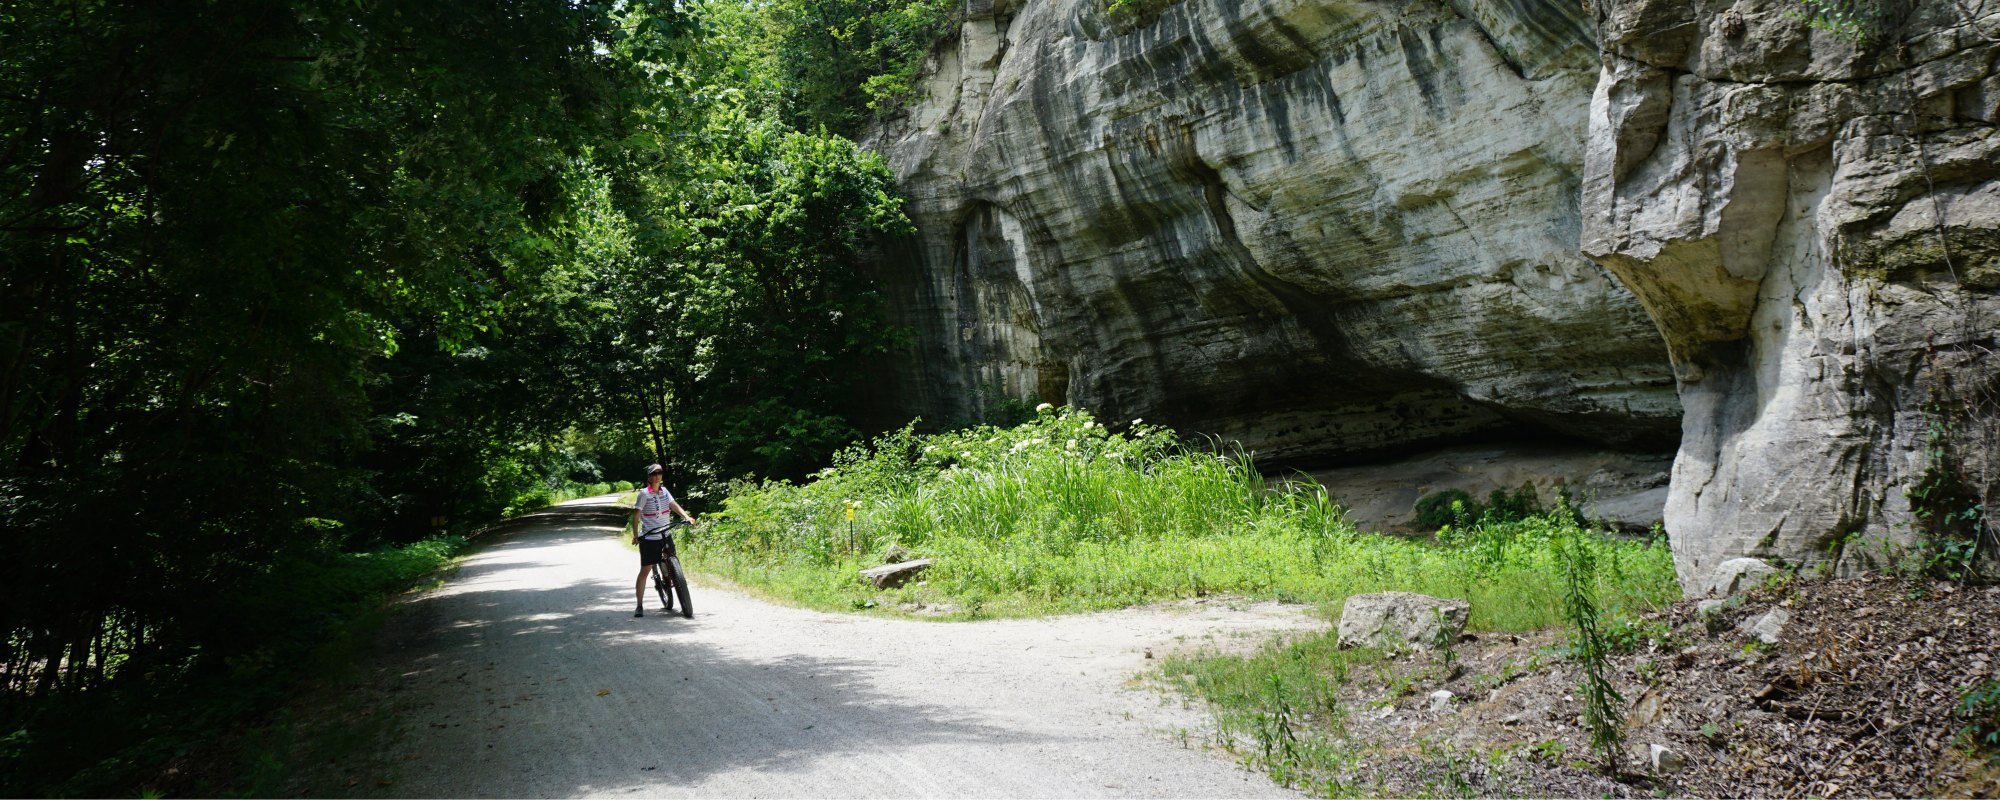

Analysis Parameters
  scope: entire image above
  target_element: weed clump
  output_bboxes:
[695,407,1677,625]
[1413,482,1560,531]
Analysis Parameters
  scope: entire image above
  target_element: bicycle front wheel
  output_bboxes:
[652,561,675,612]
[666,556,693,619]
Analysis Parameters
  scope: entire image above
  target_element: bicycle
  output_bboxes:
[647,519,694,619]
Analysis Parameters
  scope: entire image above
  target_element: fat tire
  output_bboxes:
[652,560,675,612]
[667,556,693,619]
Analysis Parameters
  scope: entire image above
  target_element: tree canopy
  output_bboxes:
[0,0,949,791]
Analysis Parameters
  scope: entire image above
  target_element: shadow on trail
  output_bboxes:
[361,516,1063,797]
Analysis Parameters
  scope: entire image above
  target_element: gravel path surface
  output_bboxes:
[361,497,1322,798]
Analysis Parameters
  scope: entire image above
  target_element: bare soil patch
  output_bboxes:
[1282,576,2000,797]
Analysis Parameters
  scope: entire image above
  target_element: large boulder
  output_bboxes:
[1699,557,1780,597]
[1337,592,1469,651]
[860,558,934,589]
[857,0,1999,596]
[858,0,1681,469]
[1581,0,2000,592]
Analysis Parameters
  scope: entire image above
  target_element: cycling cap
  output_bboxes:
[646,463,664,475]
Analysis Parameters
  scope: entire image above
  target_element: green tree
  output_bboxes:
[766,0,961,136]
[0,0,682,717]
[0,0,918,789]
[546,118,914,481]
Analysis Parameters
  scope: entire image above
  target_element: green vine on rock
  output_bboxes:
[1790,0,1890,41]
[1905,335,1994,583]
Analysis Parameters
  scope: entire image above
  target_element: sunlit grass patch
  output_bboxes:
[687,407,1678,626]
[1160,633,1377,795]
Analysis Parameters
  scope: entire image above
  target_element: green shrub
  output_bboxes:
[1791,0,1891,41]
[505,487,556,516]
[1958,679,2000,763]
[1413,483,1547,531]
[771,0,961,136]
[1485,483,1542,522]
[696,408,1677,626]
[0,535,468,797]
[1413,489,1475,530]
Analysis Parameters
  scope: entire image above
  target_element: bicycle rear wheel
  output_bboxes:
[666,556,693,619]
[651,561,675,612]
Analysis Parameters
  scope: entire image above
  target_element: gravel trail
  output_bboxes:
[361,497,1321,798]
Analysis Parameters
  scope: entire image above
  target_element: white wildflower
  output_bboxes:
[1035,402,1054,413]
[1131,418,1143,425]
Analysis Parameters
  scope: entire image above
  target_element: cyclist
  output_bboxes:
[632,463,696,617]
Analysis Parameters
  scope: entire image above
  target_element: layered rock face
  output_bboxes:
[1583,0,2000,591]
[863,0,1682,467]
[861,0,1998,594]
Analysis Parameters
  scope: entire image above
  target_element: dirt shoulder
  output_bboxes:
[1303,576,2000,797]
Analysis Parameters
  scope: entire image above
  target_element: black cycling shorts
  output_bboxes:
[639,536,670,566]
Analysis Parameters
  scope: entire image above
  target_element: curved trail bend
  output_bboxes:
[359,496,1321,798]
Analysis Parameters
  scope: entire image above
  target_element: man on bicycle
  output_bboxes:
[633,463,696,617]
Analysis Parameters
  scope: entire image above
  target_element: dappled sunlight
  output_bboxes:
[376,596,1072,796]
[345,514,1293,798]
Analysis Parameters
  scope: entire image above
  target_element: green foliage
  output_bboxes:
[0,535,467,796]
[1791,0,1890,41]
[1957,679,2000,764]
[1432,606,1459,672]
[0,0,706,792]
[1161,635,1366,794]
[440,0,922,489]
[976,385,1043,428]
[1598,614,1676,655]
[696,408,1678,624]
[1485,483,1546,522]
[547,113,913,484]
[0,0,684,677]
[1414,490,1477,530]
[1413,483,1550,531]
[1529,738,1568,761]
[1557,523,1626,773]
[765,0,961,136]
[1906,376,1988,582]
[638,119,913,480]
[1102,0,1183,29]
[1165,590,1649,798]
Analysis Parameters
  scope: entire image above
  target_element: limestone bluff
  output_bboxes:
[855,0,2000,594]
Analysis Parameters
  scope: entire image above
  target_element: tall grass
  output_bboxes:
[691,407,1677,627]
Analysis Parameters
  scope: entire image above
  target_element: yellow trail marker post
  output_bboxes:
[845,501,858,555]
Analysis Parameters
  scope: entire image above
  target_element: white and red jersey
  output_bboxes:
[634,485,678,538]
